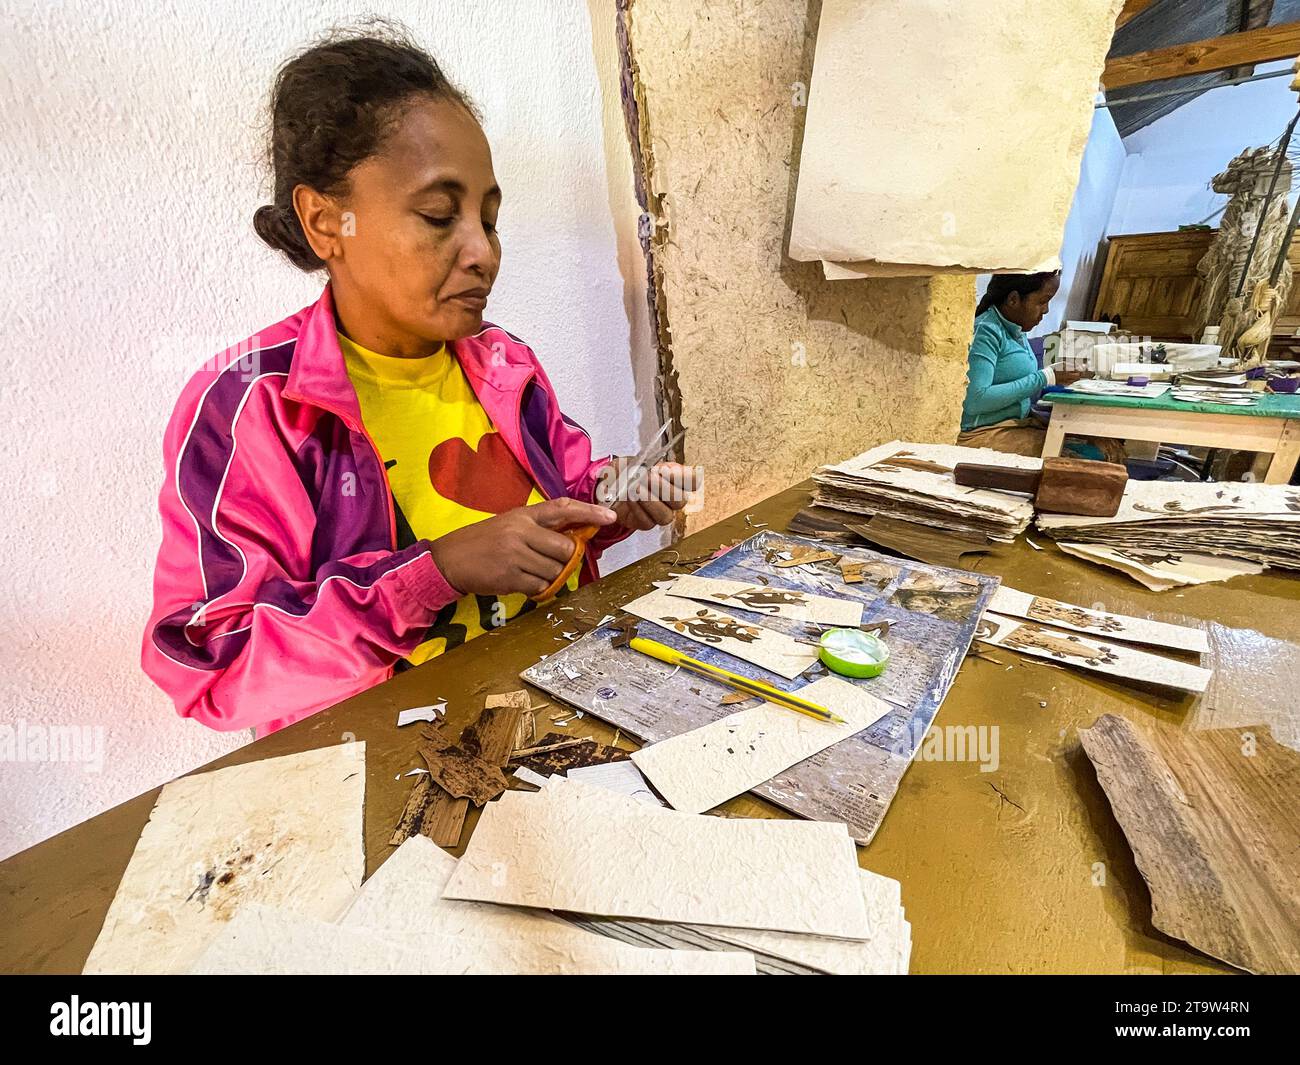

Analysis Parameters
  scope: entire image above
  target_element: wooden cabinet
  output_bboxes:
[1091,229,1216,340]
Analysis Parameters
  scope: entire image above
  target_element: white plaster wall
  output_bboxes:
[0,0,655,859]
[1109,62,1298,235]
[1052,105,1127,328]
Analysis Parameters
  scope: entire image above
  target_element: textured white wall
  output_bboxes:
[0,0,656,859]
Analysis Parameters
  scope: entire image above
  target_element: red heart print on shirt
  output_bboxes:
[427,430,536,514]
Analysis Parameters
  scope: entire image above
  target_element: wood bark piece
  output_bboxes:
[510,732,630,777]
[417,741,511,807]
[1079,714,1300,974]
[391,700,524,847]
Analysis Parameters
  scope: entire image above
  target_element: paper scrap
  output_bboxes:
[631,675,891,814]
[512,766,551,789]
[397,703,446,727]
[441,780,871,938]
[84,742,366,975]
[566,760,665,807]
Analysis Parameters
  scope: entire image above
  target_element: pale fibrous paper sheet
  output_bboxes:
[1057,542,1266,592]
[989,586,1209,654]
[442,780,872,939]
[790,0,1124,274]
[813,440,1038,541]
[193,903,755,975]
[701,868,910,975]
[338,836,753,975]
[631,675,892,814]
[976,612,1212,694]
[620,586,818,680]
[665,573,863,627]
[1038,481,1300,569]
[83,742,366,975]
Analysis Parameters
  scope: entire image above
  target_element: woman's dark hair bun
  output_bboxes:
[253,204,323,271]
[254,21,476,272]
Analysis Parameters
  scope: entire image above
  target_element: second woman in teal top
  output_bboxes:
[957,272,1123,462]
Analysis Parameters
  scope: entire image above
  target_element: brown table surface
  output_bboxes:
[3,482,1297,975]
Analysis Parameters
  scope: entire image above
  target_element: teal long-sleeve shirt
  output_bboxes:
[960,306,1049,431]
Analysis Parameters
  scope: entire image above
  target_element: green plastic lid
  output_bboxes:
[819,628,889,678]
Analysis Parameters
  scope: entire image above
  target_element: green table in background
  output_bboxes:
[1044,390,1300,483]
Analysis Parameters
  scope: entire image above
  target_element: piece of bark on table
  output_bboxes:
[1079,713,1300,976]
[390,699,525,847]
[848,515,993,570]
[417,740,511,807]
[510,731,631,776]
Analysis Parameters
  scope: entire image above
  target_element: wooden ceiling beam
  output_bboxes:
[1116,0,1157,30]
[1103,20,1300,89]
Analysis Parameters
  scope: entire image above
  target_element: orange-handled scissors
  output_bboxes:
[532,421,686,602]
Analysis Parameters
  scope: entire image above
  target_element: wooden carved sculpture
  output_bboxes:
[1196,146,1293,340]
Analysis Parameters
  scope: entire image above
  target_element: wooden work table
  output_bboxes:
[3,482,1297,975]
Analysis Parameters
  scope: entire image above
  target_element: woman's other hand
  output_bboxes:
[604,460,700,531]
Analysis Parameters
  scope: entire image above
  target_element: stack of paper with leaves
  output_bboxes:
[438,778,911,975]
[813,441,1037,541]
[1037,481,1300,570]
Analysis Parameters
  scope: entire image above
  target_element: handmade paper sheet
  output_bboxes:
[84,742,366,975]
[1057,543,1266,592]
[631,675,891,814]
[442,781,871,939]
[193,904,755,975]
[976,613,1212,694]
[665,574,863,626]
[989,586,1208,654]
[703,869,911,975]
[789,0,1124,272]
[620,586,817,680]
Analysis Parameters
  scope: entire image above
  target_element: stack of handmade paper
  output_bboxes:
[1037,481,1300,570]
[90,743,908,975]
[433,778,911,975]
[812,441,1036,541]
[196,783,911,976]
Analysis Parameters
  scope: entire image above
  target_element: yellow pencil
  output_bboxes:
[629,637,846,724]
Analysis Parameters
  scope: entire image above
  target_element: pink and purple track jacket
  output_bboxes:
[143,286,627,736]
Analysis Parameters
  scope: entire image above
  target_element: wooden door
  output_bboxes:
[1091,230,1216,340]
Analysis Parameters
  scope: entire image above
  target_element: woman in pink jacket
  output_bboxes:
[144,31,691,736]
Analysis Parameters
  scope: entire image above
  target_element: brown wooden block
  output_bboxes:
[1036,457,1128,517]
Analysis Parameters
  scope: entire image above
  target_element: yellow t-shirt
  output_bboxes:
[340,333,575,665]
